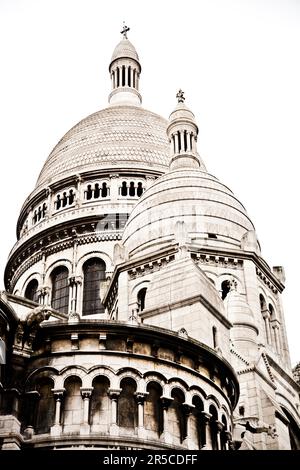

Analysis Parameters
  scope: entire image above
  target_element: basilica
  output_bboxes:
[0,27,299,450]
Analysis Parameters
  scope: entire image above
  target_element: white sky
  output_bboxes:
[0,0,299,366]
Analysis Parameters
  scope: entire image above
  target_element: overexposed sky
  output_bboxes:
[0,0,299,365]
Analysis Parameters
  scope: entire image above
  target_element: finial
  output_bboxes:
[176,89,185,103]
[121,22,130,39]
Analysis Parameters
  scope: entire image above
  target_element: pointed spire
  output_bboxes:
[167,91,206,171]
[108,26,142,106]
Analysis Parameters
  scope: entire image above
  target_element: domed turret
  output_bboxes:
[108,24,142,106]
[167,89,206,171]
[122,94,255,260]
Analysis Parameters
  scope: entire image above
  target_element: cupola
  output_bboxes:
[108,23,142,106]
[167,90,206,171]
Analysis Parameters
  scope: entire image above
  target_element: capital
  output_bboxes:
[108,388,122,400]
[161,396,173,410]
[80,387,93,399]
[200,411,212,424]
[182,403,195,416]
[135,392,148,404]
[51,388,65,400]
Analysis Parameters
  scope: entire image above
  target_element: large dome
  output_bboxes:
[35,105,169,188]
[122,168,256,259]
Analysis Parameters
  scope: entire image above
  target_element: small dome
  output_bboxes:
[168,101,198,129]
[111,38,140,63]
[122,168,255,259]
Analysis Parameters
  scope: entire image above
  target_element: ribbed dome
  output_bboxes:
[111,38,139,63]
[122,168,256,259]
[168,101,198,129]
[36,106,169,188]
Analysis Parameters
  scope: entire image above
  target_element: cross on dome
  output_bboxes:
[176,89,185,103]
[121,22,130,39]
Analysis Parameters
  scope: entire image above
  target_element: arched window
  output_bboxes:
[63,376,83,432]
[85,184,93,200]
[281,408,300,449]
[55,194,61,210]
[137,182,143,197]
[118,377,137,428]
[260,294,270,345]
[269,303,274,319]
[90,376,110,432]
[212,326,218,349]
[260,294,266,311]
[102,182,108,198]
[51,266,69,314]
[35,377,55,434]
[137,287,147,312]
[69,189,75,205]
[42,203,47,218]
[82,258,106,316]
[94,183,100,199]
[122,65,125,86]
[209,404,219,450]
[129,182,135,197]
[221,415,228,450]
[116,67,120,87]
[121,182,127,196]
[221,280,231,300]
[128,66,131,87]
[25,279,39,302]
[144,382,163,436]
[169,388,186,444]
[62,192,68,207]
[191,395,204,449]
[33,210,37,224]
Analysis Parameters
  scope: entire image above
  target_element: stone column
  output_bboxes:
[23,390,40,439]
[191,133,196,153]
[45,187,52,218]
[271,321,281,354]
[135,392,147,438]
[161,397,173,444]
[124,66,128,86]
[75,174,82,208]
[215,420,224,450]
[223,430,232,450]
[130,67,134,88]
[262,309,271,344]
[39,286,51,306]
[180,131,185,153]
[108,389,121,436]
[50,388,65,436]
[199,411,212,449]
[183,403,195,449]
[68,275,82,321]
[186,132,191,152]
[80,387,93,435]
[74,276,83,318]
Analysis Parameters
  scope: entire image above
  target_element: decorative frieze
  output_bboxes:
[191,252,242,269]
[128,255,175,280]
[256,267,278,294]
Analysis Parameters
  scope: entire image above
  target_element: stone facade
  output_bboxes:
[0,31,299,450]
